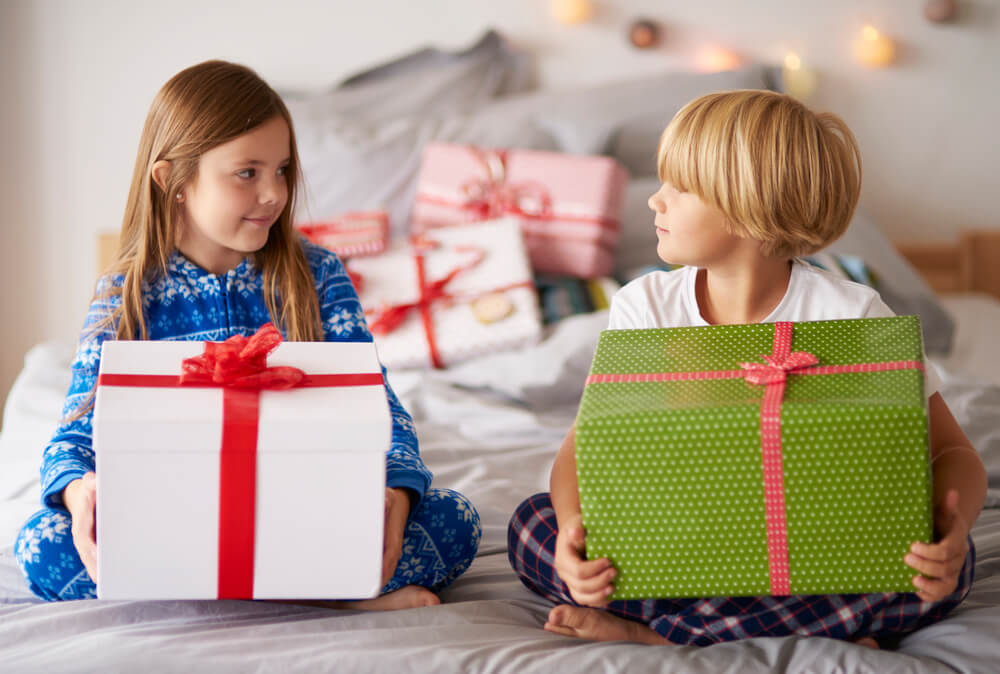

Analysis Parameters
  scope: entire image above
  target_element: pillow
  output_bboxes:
[287,31,539,232]
[530,65,781,171]
[614,178,955,352]
[284,30,534,127]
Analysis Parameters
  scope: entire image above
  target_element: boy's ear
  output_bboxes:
[150,160,172,194]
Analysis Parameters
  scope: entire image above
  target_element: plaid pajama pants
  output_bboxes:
[508,492,975,646]
[16,487,480,601]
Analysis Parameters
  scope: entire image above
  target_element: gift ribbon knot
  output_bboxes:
[739,351,820,385]
[180,323,304,390]
[460,148,552,220]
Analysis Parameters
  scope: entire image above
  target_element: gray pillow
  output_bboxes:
[288,31,539,232]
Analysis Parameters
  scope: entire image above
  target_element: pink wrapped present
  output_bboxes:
[296,211,388,258]
[410,143,629,278]
[346,218,542,369]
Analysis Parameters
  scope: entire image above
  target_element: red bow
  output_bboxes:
[740,351,820,385]
[180,323,304,390]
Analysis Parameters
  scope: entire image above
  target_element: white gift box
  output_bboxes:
[94,339,390,600]
[347,218,543,369]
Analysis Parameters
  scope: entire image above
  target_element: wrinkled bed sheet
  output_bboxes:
[1,305,999,674]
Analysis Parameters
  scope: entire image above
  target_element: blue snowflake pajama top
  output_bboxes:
[15,239,480,600]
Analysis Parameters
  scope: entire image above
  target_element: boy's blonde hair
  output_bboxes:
[657,90,861,258]
[104,60,321,341]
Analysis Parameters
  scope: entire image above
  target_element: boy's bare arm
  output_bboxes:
[549,426,582,527]
[927,393,986,528]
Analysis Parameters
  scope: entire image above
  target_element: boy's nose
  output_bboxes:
[648,194,665,212]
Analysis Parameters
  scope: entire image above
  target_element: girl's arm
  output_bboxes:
[42,280,120,509]
[313,245,432,513]
[904,392,987,602]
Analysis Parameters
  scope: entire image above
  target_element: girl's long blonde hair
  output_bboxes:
[104,59,321,341]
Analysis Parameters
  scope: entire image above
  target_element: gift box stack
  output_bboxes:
[410,142,629,279]
[575,316,933,599]
[94,326,390,600]
[346,218,542,370]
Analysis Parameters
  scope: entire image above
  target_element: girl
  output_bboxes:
[15,60,480,609]
[508,90,986,646]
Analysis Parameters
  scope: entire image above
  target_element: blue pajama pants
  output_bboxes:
[508,492,975,646]
[15,487,480,601]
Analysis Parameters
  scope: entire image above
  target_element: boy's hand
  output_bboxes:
[381,487,410,588]
[63,472,98,583]
[905,489,970,603]
[554,513,617,607]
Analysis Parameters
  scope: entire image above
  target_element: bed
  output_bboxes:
[2,32,999,674]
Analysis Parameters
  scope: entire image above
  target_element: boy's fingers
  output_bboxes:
[570,567,617,595]
[910,535,968,561]
[569,586,613,608]
[904,551,963,579]
[913,575,956,602]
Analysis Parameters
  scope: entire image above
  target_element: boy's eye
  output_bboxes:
[237,168,256,179]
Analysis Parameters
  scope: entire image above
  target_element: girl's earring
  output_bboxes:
[175,193,183,202]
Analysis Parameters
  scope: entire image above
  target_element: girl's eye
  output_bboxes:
[277,165,289,177]
[237,168,256,179]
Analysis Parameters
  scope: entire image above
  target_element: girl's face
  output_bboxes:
[176,115,291,274]
[647,180,747,268]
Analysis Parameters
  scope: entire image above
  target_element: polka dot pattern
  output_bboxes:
[576,317,933,599]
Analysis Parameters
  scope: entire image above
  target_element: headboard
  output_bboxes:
[96,229,1000,300]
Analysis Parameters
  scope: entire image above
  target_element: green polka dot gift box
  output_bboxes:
[575,317,933,599]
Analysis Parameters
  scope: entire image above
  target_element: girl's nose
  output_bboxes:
[260,177,284,205]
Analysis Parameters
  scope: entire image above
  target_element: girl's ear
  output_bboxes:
[151,160,172,194]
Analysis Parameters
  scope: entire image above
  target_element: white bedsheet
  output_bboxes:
[1,302,999,673]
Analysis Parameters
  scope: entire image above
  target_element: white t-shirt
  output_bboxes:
[608,260,941,396]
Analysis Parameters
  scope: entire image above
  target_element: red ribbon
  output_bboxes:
[97,323,384,599]
[585,321,924,596]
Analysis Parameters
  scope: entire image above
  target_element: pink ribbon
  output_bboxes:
[584,321,924,596]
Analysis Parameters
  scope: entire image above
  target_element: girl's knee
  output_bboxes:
[419,487,482,556]
[14,509,87,601]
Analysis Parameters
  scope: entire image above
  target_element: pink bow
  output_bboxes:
[739,352,820,385]
[460,149,552,220]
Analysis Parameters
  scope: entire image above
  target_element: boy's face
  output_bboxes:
[647,181,748,268]
[176,115,291,274]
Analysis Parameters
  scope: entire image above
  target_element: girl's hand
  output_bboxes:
[381,487,410,588]
[554,513,617,607]
[63,472,98,583]
[905,489,971,603]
